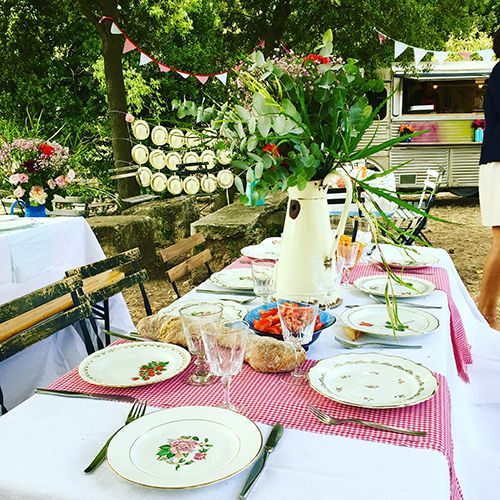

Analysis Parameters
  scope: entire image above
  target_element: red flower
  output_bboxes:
[303,53,330,65]
[39,143,55,156]
[262,144,281,157]
[23,159,38,173]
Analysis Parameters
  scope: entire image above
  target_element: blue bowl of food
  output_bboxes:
[245,302,336,349]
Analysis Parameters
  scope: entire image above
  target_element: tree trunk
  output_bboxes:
[77,0,138,201]
[259,0,293,55]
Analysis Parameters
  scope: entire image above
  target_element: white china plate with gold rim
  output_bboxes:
[136,167,152,187]
[167,175,183,195]
[183,151,200,171]
[209,268,254,291]
[150,172,168,192]
[159,300,247,321]
[165,151,182,171]
[308,352,438,409]
[240,238,281,260]
[149,149,166,170]
[185,131,202,148]
[200,149,216,169]
[151,125,169,146]
[200,174,217,193]
[354,275,436,298]
[370,246,439,269]
[131,120,150,141]
[340,304,439,338]
[131,144,149,165]
[79,342,191,388]
[107,406,263,489]
[216,149,232,165]
[216,169,234,189]
[183,176,200,195]
[169,129,185,149]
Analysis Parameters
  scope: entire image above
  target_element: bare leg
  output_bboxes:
[478,226,500,329]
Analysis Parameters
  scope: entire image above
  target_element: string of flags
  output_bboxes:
[99,16,262,85]
[375,28,495,64]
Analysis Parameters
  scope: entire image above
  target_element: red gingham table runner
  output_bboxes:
[47,351,462,500]
[348,263,472,383]
[229,258,472,382]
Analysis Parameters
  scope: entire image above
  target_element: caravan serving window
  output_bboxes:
[402,78,487,114]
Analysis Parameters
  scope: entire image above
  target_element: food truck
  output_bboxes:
[363,61,495,195]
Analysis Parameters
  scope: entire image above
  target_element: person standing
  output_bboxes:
[478,28,500,330]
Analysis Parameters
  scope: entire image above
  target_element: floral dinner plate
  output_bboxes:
[354,275,436,298]
[159,300,247,321]
[309,353,438,409]
[209,268,254,291]
[107,406,262,489]
[78,342,190,387]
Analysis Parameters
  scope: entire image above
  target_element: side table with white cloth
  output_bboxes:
[0,244,499,499]
[0,217,135,410]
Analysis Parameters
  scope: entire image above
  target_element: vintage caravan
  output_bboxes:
[364,61,495,194]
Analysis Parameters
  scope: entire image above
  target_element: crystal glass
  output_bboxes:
[201,320,249,412]
[277,300,319,385]
[251,259,276,303]
[179,302,223,386]
[354,217,373,246]
[337,240,363,287]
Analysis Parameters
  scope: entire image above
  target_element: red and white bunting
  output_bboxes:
[195,75,210,84]
[158,63,171,73]
[139,53,153,66]
[378,32,388,45]
[433,51,448,64]
[177,71,190,79]
[215,73,228,85]
[478,49,495,62]
[459,51,472,61]
[394,41,408,59]
[110,22,121,35]
[122,39,136,54]
[414,47,428,64]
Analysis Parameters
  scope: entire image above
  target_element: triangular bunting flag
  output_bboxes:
[139,53,153,66]
[478,49,494,62]
[459,51,471,61]
[257,40,266,48]
[433,51,448,64]
[378,32,388,45]
[110,22,121,35]
[158,64,171,72]
[177,71,190,79]
[394,41,408,59]
[122,38,136,54]
[195,75,209,84]
[414,47,428,64]
[215,73,228,85]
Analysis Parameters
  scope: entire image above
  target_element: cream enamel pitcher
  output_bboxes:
[275,169,353,305]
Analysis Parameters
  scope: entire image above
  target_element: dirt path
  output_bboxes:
[124,193,498,325]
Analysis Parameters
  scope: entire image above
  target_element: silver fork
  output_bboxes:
[84,400,148,473]
[335,336,422,350]
[307,404,426,436]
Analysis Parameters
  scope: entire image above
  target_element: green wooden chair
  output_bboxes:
[0,275,93,415]
[65,248,152,347]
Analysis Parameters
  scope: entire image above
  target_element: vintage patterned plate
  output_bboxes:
[107,406,262,489]
[78,342,190,388]
[370,246,439,269]
[209,268,254,291]
[183,151,200,171]
[159,300,247,321]
[151,125,169,146]
[340,304,439,338]
[309,353,438,409]
[185,131,202,148]
[216,169,234,189]
[149,149,166,170]
[131,144,149,165]
[240,238,281,260]
[354,275,436,298]
[200,174,217,193]
[131,120,150,141]
[165,151,182,171]
[169,129,185,149]
[200,149,216,169]
[167,175,183,195]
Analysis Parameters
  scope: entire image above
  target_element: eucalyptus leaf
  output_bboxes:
[247,135,259,152]
[255,161,264,179]
[235,105,250,122]
[257,115,271,137]
[234,176,245,194]
[246,168,255,183]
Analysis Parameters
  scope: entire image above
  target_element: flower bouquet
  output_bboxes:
[399,124,415,142]
[0,139,76,216]
[472,119,486,130]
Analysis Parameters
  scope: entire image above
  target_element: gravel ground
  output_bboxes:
[123,193,498,326]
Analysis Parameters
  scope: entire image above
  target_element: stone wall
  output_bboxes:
[191,192,288,269]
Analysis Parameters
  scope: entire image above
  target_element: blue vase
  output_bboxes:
[10,200,47,217]
[245,181,265,207]
[474,128,484,143]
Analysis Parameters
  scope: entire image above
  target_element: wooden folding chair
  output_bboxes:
[0,275,93,414]
[65,248,152,347]
[392,169,444,245]
[159,233,212,298]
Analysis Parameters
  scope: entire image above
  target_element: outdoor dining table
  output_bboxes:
[0,217,134,410]
[0,243,499,499]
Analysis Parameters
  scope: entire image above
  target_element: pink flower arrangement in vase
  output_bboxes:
[0,138,76,216]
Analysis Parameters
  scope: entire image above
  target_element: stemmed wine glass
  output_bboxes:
[201,320,249,412]
[179,302,223,386]
[277,300,319,385]
[337,240,363,287]
[251,259,276,303]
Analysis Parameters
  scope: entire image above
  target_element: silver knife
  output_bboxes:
[196,288,256,297]
[35,388,136,403]
[239,423,284,499]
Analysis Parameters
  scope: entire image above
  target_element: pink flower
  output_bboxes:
[13,186,25,198]
[169,439,198,455]
[8,173,20,185]
[194,452,207,461]
[47,179,57,190]
[18,173,29,183]
[54,175,68,188]
[125,113,135,123]
[29,185,48,205]
[66,169,75,182]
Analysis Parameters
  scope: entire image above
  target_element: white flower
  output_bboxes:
[29,185,48,205]
[13,185,25,198]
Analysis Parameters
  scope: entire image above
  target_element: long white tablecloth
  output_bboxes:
[0,217,135,410]
[0,245,499,499]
